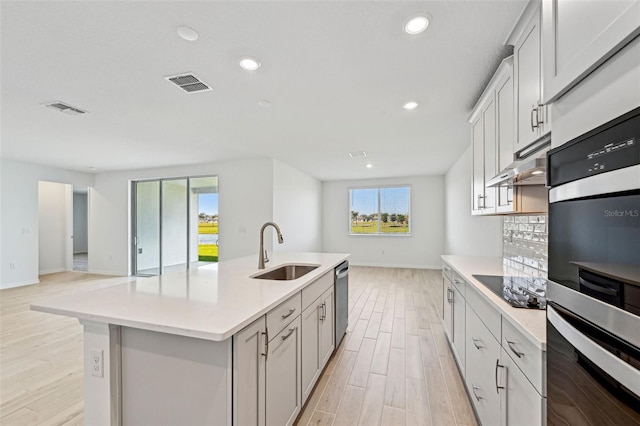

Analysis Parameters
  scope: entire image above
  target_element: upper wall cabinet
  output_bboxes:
[542,0,640,104]
[470,57,513,216]
[513,5,551,153]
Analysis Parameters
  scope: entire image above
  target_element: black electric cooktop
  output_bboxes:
[471,275,547,309]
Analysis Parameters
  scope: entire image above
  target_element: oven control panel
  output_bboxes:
[548,108,640,187]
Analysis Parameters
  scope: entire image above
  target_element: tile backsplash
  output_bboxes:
[502,215,548,278]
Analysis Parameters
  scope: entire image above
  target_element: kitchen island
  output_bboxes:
[31,252,349,426]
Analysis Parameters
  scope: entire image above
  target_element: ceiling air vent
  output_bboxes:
[165,73,212,94]
[44,101,88,115]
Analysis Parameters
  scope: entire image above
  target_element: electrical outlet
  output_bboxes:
[90,349,103,378]
[9,262,16,269]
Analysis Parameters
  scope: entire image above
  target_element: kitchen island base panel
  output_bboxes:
[120,327,232,425]
[80,321,232,425]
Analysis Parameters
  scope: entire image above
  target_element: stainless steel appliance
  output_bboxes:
[334,261,349,348]
[546,107,640,424]
[472,275,547,309]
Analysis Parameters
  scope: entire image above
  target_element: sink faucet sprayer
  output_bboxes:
[258,222,284,269]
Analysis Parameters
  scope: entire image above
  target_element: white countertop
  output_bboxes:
[441,255,546,350]
[31,252,349,342]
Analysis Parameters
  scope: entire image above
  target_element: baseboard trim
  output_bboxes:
[1,279,40,290]
[348,262,441,270]
[88,269,126,277]
[39,268,66,275]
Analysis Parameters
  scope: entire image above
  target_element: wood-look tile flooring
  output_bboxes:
[0,267,476,426]
[0,272,130,425]
[296,266,477,426]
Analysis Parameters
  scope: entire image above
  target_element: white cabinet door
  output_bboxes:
[496,60,516,214]
[301,301,321,403]
[500,347,545,426]
[482,96,497,214]
[233,316,266,426]
[319,287,335,368]
[442,274,453,341]
[515,7,544,152]
[452,284,466,373]
[465,307,501,426]
[471,93,498,215]
[542,0,640,103]
[471,115,485,215]
[266,316,302,426]
[302,287,336,404]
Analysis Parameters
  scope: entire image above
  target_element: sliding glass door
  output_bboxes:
[133,181,160,275]
[132,176,218,276]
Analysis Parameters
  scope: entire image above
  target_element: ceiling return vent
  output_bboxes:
[165,73,212,93]
[44,101,88,115]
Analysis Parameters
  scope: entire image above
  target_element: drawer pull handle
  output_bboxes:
[472,338,483,350]
[472,386,482,401]
[322,302,327,321]
[262,330,269,361]
[495,359,505,394]
[505,339,524,358]
[447,288,454,303]
[443,267,451,272]
[453,279,463,285]
[282,327,296,341]
[281,308,296,319]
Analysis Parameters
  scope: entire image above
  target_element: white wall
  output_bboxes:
[322,175,445,269]
[551,36,640,149]
[38,181,71,274]
[0,159,94,289]
[272,160,322,253]
[73,192,88,253]
[444,146,502,257]
[89,158,274,276]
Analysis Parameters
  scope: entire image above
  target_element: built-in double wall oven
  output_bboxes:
[546,107,640,425]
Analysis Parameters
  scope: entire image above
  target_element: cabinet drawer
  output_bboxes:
[465,285,501,341]
[452,270,466,297]
[302,271,333,310]
[267,293,302,339]
[442,263,453,281]
[502,317,546,396]
[465,307,501,426]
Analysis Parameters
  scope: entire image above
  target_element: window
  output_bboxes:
[349,186,410,235]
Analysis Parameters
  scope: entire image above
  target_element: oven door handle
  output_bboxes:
[547,305,640,396]
[579,277,618,296]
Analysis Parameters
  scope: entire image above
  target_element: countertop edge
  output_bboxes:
[30,253,350,342]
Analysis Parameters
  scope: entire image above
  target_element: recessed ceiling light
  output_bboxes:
[366,164,373,169]
[176,26,198,41]
[238,56,261,71]
[258,100,272,108]
[88,166,97,171]
[403,101,418,110]
[404,14,430,35]
[348,151,367,158]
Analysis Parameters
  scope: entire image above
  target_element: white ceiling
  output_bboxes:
[1,1,526,181]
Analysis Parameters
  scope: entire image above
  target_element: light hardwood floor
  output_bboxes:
[0,267,477,426]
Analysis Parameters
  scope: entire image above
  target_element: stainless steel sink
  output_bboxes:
[251,264,319,281]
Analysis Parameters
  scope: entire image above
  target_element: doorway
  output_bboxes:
[131,175,218,276]
[72,186,89,271]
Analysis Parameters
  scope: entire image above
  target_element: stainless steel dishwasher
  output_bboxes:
[334,261,349,347]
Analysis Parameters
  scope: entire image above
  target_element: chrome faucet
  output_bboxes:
[258,222,284,269]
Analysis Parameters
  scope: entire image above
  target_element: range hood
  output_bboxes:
[486,135,551,188]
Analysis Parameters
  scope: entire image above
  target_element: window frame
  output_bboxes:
[348,185,412,236]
